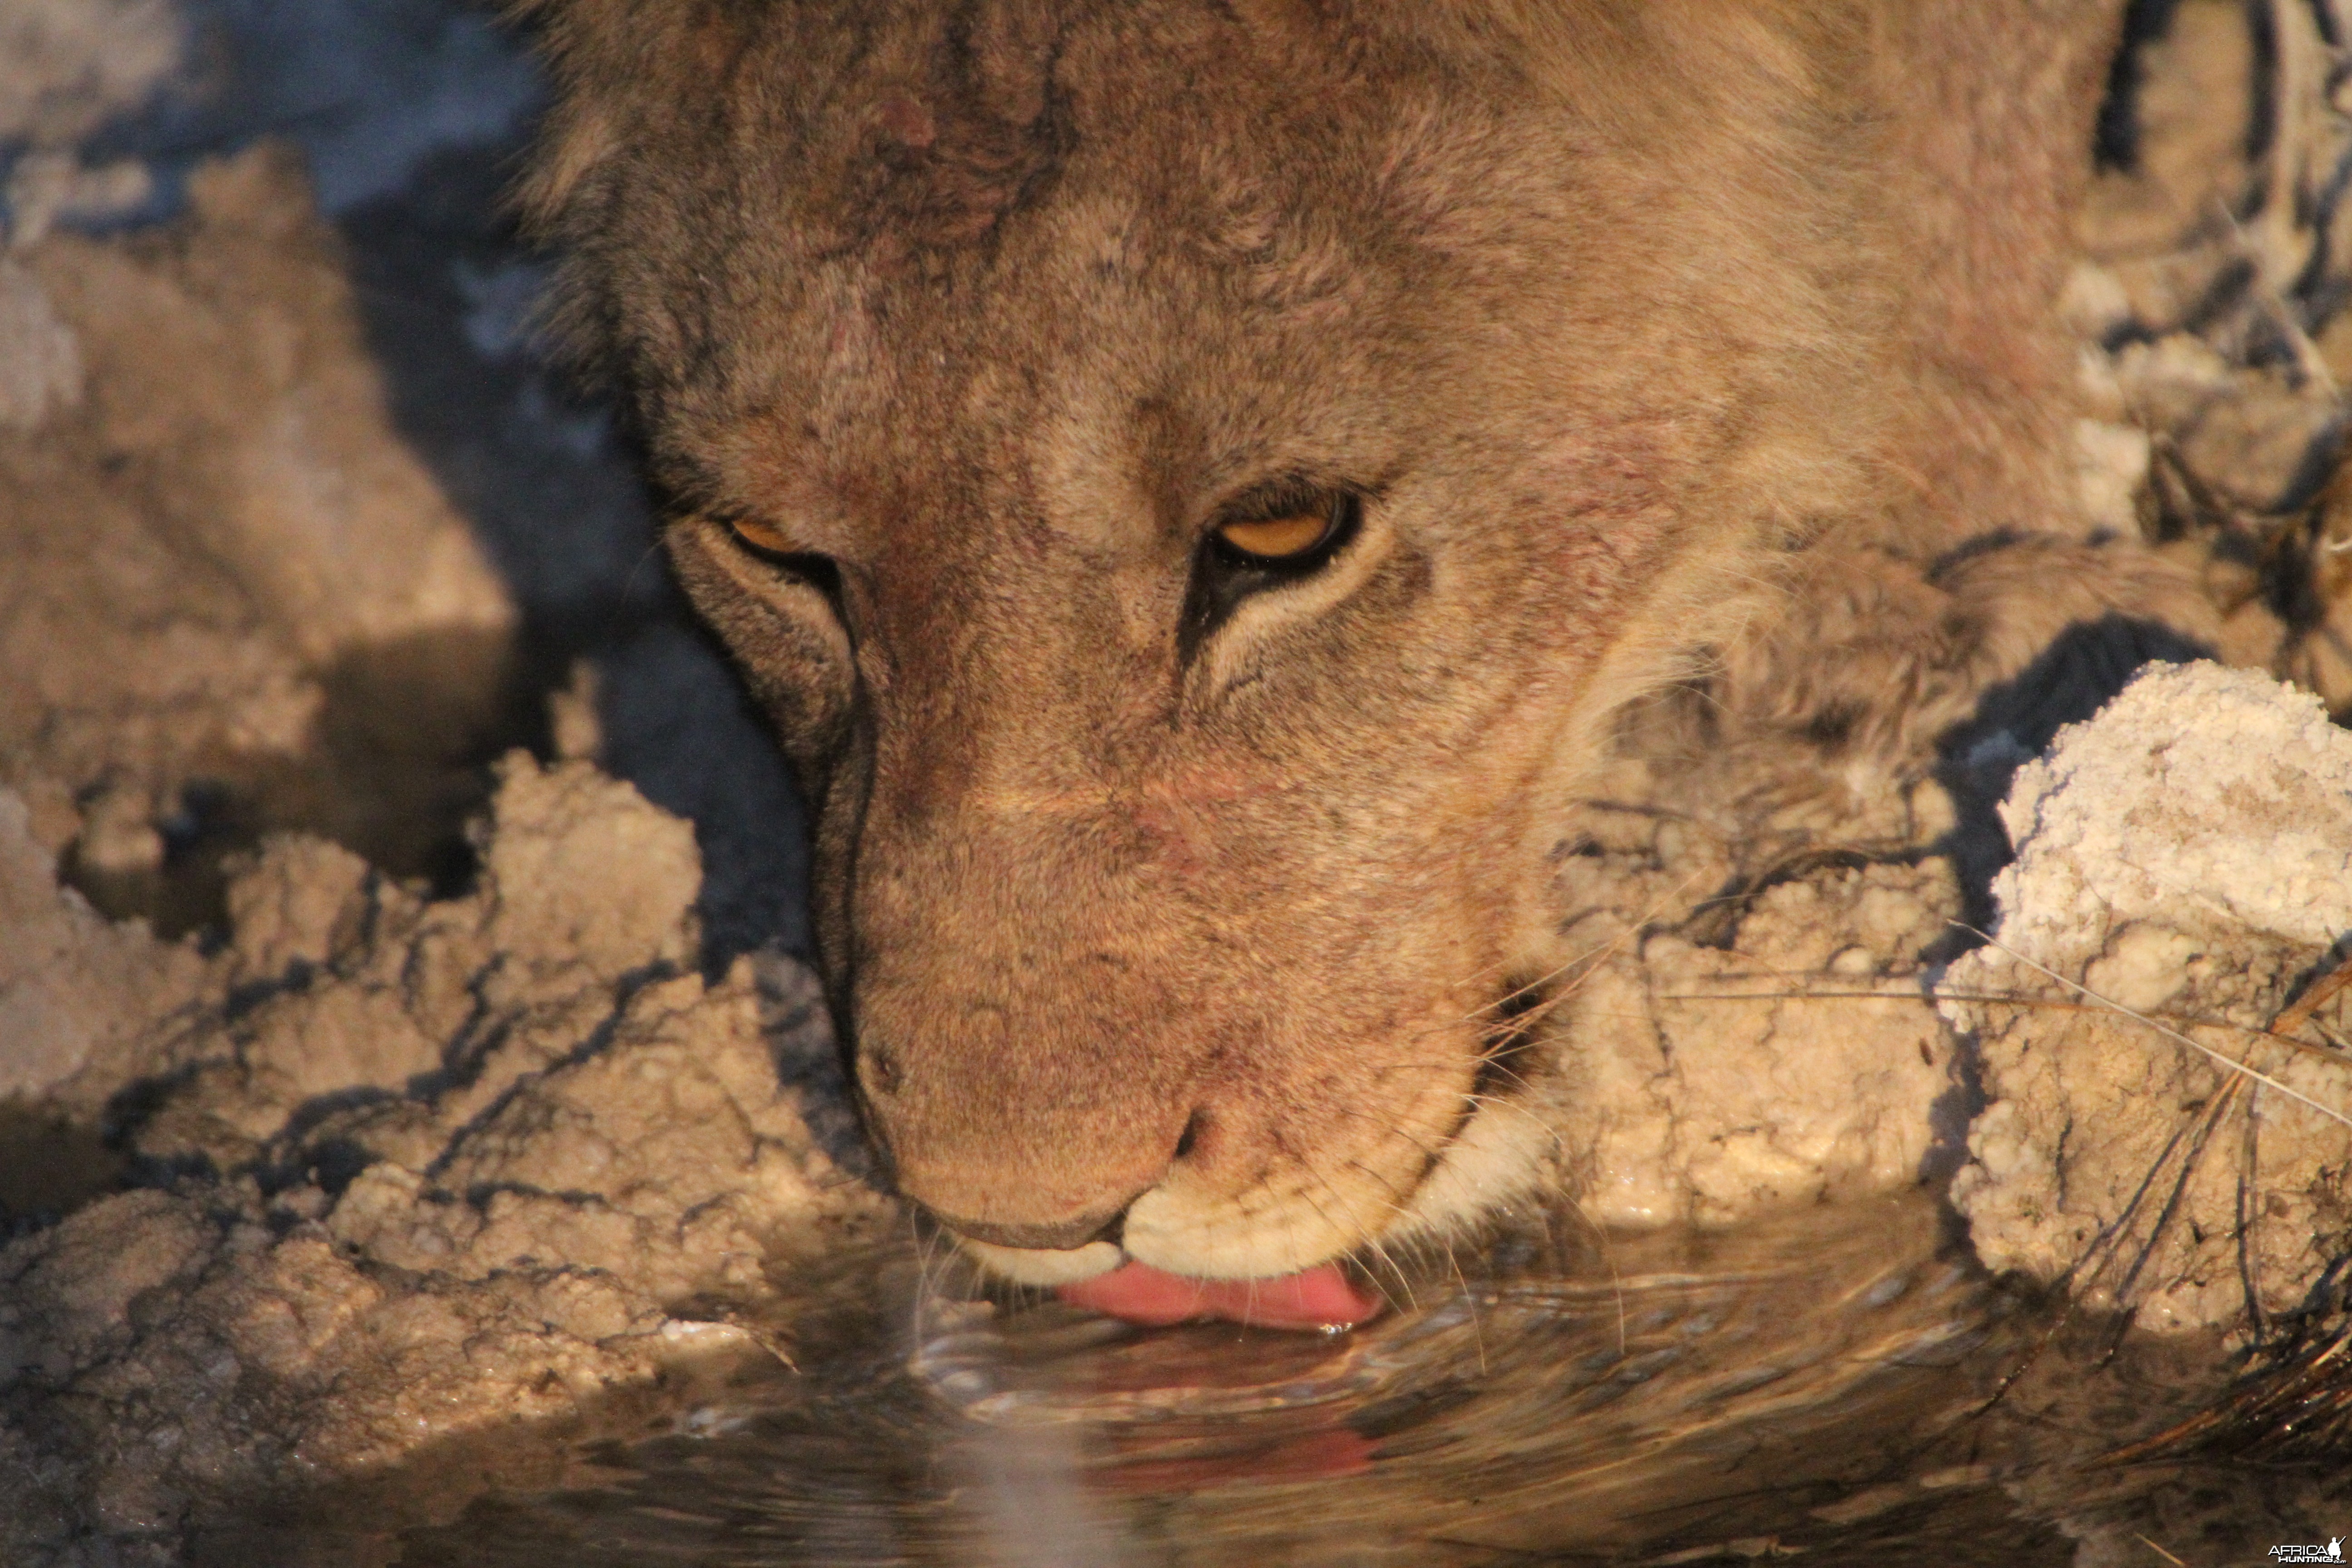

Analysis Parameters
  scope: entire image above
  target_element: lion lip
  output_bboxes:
[1055,1259,1382,1331]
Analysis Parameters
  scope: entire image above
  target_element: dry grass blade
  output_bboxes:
[1964,930,2352,1132]
[2276,949,2352,1039]
[2101,1260,2352,1464]
[1656,987,2352,1071]
[2079,937,2352,1464]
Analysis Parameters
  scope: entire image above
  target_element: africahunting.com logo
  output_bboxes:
[2269,1539,2345,1563]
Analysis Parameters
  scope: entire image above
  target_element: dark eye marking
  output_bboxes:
[717,517,851,625]
[1180,484,1362,664]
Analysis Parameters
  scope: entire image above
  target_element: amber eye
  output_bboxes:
[1215,507,1334,561]
[728,517,796,553]
[1181,490,1360,661]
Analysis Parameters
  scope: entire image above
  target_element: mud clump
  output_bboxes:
[1945,662,2352,1333]
[1534,823,1962,1231]
[0,756,891,1564]
[0,792,204,1116]
[1514,654,2352,1337]
[0,140,522,934]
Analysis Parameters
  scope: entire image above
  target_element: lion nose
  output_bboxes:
[929,1200,1135,1253]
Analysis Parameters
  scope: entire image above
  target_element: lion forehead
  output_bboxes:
[527,1,1633,478]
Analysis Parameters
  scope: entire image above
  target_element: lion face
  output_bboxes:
[524,0,1886,1289]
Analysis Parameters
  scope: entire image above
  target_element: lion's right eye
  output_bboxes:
[704,515,850,629]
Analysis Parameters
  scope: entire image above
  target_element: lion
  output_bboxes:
[510,0,2216,1327]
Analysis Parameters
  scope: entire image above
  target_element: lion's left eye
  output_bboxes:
[1206,490,1357,572]
[1215,509,1333,561]
[1180,488,1362,663]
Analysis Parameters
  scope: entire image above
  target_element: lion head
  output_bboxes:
[514,0,2117,1313]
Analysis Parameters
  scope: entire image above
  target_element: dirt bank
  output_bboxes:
[0,755,888,1564]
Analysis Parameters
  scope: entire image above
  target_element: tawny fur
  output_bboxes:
[510,0,2217,1282]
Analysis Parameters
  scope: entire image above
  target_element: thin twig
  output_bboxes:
[2278,950,2352,1038]
[1960,929,2352,1132]
[1660,986,2352,1070]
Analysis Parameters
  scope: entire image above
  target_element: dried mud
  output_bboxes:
[0,756,888,1564]
[1948,662,2352,1333]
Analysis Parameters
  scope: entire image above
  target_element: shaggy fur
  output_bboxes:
[512,0,2215,1283]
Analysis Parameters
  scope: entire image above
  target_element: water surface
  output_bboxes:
[212,1194,2341,1565]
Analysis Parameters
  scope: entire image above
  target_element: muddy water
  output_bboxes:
[215,1195,2334,1566]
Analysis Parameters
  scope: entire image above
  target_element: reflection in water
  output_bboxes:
[322,1196,2337,1564]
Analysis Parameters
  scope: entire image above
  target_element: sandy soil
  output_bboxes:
[1,0,2350,1560]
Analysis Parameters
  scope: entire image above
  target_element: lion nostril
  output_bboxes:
[1172,1108,1207,1161]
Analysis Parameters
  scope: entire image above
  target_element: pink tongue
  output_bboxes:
[1058,1260,1382,1330]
